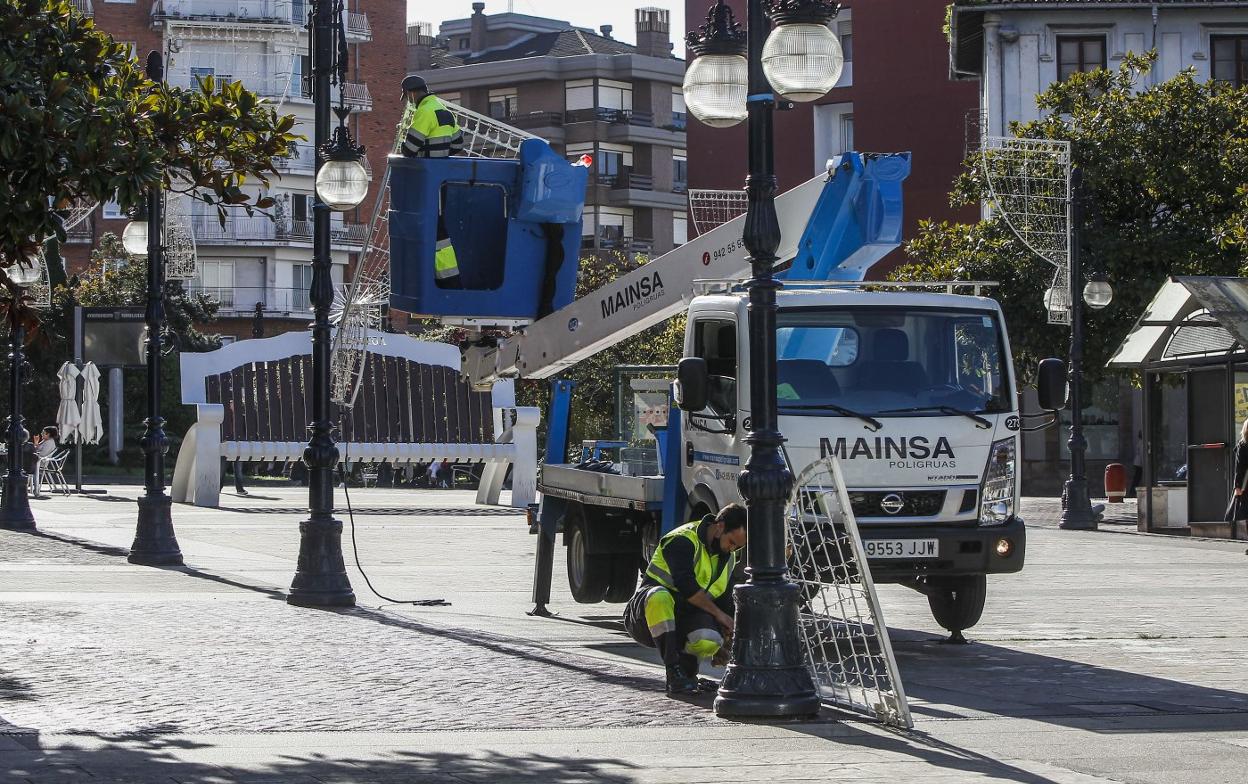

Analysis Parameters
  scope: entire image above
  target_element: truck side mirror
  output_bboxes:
[1036,358,1068,411]
[675,357,709,413]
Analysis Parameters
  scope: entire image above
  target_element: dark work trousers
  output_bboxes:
[623,584,724,669]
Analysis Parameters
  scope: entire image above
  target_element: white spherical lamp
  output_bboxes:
[122,216,150,257]
[763,1,844,102]
[683,0,749,129]
[1083,277,1113,310]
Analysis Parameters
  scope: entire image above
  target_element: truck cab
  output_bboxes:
[678,283,1025,636]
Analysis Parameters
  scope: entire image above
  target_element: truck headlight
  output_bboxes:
[980,438,1016,524]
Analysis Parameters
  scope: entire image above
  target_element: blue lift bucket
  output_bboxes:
[780,152,911,283]
[388,139,588,322]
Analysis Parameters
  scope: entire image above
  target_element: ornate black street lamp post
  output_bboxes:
[288,0,368,607]
[1056,168,1113,530]
[0,260,40,531]
[125,51,185,566]
[684,0,845,719]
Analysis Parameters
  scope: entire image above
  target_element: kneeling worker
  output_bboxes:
[623,503,748,695]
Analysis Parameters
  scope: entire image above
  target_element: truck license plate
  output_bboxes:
[864,538,939,559]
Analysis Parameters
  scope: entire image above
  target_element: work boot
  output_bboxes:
[678,653,699,679]
[665,664,699,696]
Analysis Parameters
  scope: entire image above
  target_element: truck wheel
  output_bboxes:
[566,522,611,603]
[926,575,987,636]
[603,554,639,603]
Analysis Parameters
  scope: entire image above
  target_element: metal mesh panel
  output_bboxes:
[689,189,747,235]
[786,457,912,729]
[163,192,198,280]
[58,199,98,232]
[330,101,535,405]
[1046,265,1072,326]
[28,247,52,310]
[980,136,1072,326]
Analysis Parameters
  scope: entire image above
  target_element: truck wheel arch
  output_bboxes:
[686,484,719,523]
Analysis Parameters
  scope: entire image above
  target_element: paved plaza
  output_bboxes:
[1,488,1246,783]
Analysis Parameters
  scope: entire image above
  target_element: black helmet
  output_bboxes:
[401,75,428,96]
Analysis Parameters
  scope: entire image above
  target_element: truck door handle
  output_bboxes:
[686,442,694,467]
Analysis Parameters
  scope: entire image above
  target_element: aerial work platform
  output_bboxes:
[387,138,589,324]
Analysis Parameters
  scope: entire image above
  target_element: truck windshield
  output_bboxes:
[775,307,1011,418]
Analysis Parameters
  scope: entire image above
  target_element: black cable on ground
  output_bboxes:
[340,413,450,607]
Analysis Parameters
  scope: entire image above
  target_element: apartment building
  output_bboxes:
[64,0,406,340]
[409,4,689,257]
[683,0,979,272]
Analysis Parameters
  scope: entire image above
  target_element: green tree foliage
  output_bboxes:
[0,0,299,300]
[894,53,1248,380]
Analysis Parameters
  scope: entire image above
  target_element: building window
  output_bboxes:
[565,79,594,111]
[458,36,471,51]
[838,20,852,62]
[195,261,236,308]
[597,143,633,186]
[598,79,633,112]
[673,149,687,193]
[671,87,687,130]
[673,212,688,246]
[102,196,125,220]
[292,263,312,311]
[291,193,310,223]
[565,142,594,164]
[440,91,461,105]
[1213,36,1248,88]
[1058,35,1107,81]
[488,88,518,120]
[813,103,853,175]
[584,207,635,247]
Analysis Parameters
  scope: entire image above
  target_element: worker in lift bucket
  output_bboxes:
[623,503,747,696]
[401,75,465,289]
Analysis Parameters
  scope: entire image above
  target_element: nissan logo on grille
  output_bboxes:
[880,494,905,515]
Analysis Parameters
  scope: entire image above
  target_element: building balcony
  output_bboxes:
[584,234,654,254]
[71,0,92,17]
[187,285,313,317]
[505,111,565,130]
[604,171,653,191]
[190,215,367,250]
[273,142,316,175]
[338,82,373,112]
[564,108,653,127]
[672,181,688,195]
[152,0,296,26]
[345,11,371,41]
[277,219,369,249]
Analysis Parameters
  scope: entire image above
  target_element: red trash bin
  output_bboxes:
[1105,463,1126,503]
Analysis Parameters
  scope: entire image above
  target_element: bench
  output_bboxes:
[170,330,538,509]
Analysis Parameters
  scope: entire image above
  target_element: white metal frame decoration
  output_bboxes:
[786,457,913,729]
[163,192,199,280]
[689,188,748,236]
[330,100,537,406]
[979,135,1073,325]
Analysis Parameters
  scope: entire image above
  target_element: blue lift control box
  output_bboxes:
[388,139,589,322]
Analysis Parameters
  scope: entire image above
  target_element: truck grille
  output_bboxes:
[849,491,945,518]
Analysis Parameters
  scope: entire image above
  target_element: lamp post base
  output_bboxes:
[287,517,356,607]
[129,494,184,565]
[1060,478,1099,530]
[0,472,35,531]
[714,581,821,719]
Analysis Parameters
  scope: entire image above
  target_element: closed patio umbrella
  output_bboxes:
[80,361,103,445]
[55,362,81,444]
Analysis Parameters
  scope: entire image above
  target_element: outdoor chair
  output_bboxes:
[33,449,71,497]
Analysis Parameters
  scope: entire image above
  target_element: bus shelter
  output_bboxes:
[1107,277,1248,537]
